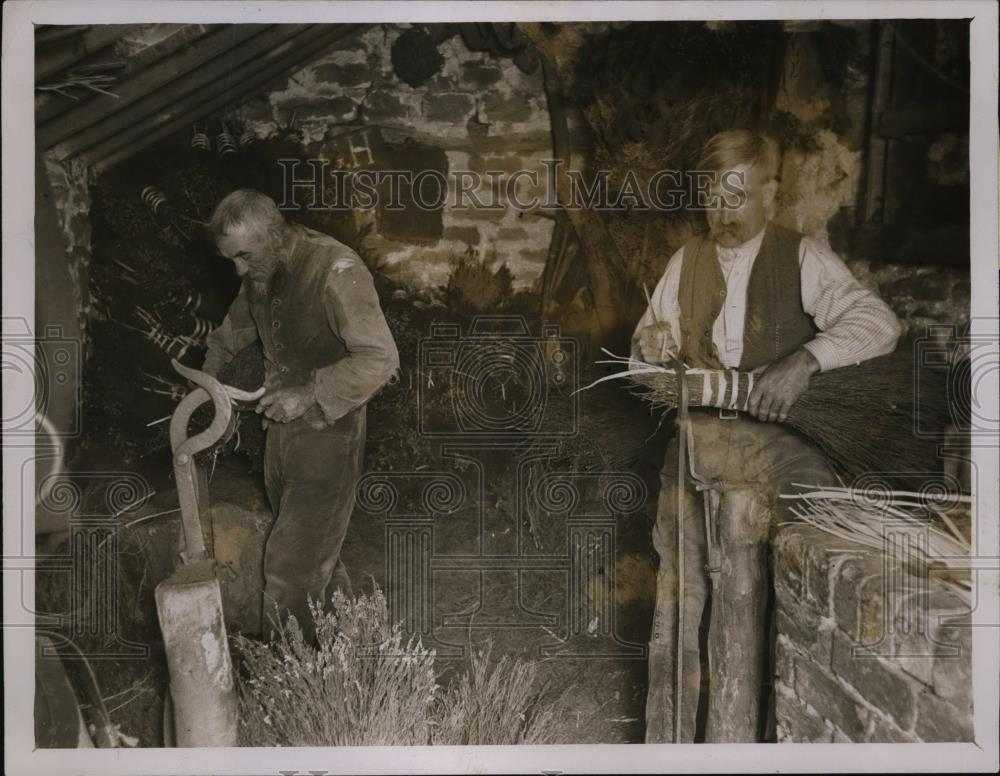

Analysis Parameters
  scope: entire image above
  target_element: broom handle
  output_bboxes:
[664,350,689,743]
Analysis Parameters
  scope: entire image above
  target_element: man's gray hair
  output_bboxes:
[209,189,286,239]
[697,130,781,182]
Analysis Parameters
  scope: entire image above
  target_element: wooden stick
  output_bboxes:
[642,281,660,324]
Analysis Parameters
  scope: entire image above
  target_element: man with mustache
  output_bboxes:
[202,189,399,643]
[633,131,901,741]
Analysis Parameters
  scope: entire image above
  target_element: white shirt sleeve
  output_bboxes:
[631,246,685,362]
[798,237,902,371]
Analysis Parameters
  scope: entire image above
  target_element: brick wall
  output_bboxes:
[773,524,973,742]
[243,25,561,292]
[848,259,970,337]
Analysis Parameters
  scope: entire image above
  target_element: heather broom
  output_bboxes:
[235,587,564,746]
[583,343,953,483]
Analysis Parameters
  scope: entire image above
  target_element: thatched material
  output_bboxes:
[780,485,971,596]
[235,587,561,746]
[586,343,954,483]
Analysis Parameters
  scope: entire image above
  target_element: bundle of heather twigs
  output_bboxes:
[584,343,954,483]
[780,485,971,596]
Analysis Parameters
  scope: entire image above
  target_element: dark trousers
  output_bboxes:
[262,406,366,642]
[645,410,836,743]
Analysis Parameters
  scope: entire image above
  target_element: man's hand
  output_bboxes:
[746,348,819,423]
[256,383,317,423]
[637,322,678,365]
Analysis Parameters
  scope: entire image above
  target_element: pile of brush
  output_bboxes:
[780,484,971,597]
[589,342,956,483]
[235,587,562,746]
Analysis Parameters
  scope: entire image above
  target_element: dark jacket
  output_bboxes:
[204,224,399,427]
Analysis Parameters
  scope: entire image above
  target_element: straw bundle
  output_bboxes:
[588,344,953,483]
[235,587,561,746]
[781,485,971,596]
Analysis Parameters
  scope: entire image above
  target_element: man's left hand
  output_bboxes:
[257,383,317,423]
[746,348,819,423]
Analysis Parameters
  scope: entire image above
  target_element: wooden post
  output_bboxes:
[704,488,772,742]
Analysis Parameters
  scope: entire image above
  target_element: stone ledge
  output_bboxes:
[773,523,973,743]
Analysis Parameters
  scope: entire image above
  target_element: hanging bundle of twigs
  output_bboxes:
[584,343,955,482]
[780,484,971,596]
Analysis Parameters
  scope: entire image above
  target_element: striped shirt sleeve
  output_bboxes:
[798,237,902,372]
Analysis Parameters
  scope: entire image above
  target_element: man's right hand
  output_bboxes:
[637,322,678,365]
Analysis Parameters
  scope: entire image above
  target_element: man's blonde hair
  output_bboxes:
[697,130,781,182]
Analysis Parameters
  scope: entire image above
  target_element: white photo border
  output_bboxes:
[4,2,998,774]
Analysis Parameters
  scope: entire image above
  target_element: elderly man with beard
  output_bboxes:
[633,131,901,742]
[202,189,399,643]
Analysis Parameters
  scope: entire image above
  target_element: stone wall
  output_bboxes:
[242,25,560,292]
[773,524,973,742]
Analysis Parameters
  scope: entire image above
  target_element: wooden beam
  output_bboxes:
[50,25,312,161]
[35,24,218,127]
[89,25,368,173]
[863,20,896,223]
[38,25,257,149]
[35,25,142,82]
[35,25,93,46]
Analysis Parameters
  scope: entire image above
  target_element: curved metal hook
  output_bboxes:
[166,360,265,563]
[169,359,264,458]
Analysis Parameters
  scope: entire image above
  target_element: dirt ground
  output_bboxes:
[37,375,669,746]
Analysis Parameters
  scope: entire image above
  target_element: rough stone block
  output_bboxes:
[831,726,854,743]
[885,272,949,302]
[365,89,410,121]
[867,714,918,743]
[774,644,796,694]
[450,207,507,223]
[889,601,964,687]
[497,226,529,241]
[831,556,884,644]
[776,606,834,667]
[773,526,808,600]
[517,246,549,264]
[484,93,533,123]
[314,61,373,88]
[931,621,973,703]
[794,659,869,740]
[423,92,475,122]
[461,60,503,88]
[804,545,834,614]
[914,689,973,742]
[443,225,481,245]
[466,152,487,175]
[483,155,526,174]
[831,629,916,730]
[778,694,834,742]
[892,645,936,686]
[296,96,358,124]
